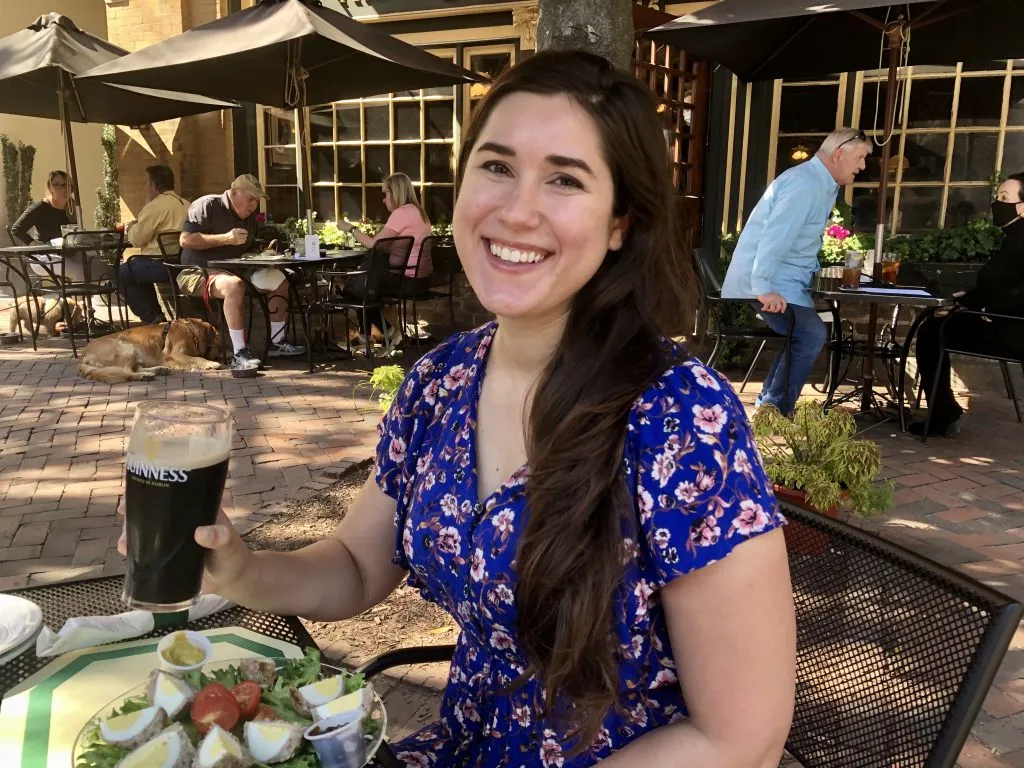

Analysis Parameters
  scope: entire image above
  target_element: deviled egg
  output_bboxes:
[243,720,304,764]
[116,723,195,768]
[145,670,197,719]
[99,704,166,749]
[289,674,345,716]
[195,724,252,768]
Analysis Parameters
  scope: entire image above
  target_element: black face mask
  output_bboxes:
[991,200,1023,228]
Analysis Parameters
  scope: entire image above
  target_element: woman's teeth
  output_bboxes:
[489,241,546,264]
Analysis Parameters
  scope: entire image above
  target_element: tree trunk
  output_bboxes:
[536,0,634,72]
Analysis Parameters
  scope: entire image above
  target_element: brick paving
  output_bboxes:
[3,327,1024,764]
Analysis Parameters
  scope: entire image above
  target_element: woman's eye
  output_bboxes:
[482,160,512,176]
[553,174,583,190]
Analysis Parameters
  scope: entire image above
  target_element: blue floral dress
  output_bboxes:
[376,322,784,768]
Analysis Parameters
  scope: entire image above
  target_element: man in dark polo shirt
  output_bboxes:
[178,174,303,369]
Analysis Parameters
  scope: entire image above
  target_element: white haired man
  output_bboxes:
[722,127,872,414]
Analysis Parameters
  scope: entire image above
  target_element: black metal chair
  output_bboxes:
[383,235,453,355]
[899,306,1024,442]
[694,248,795,401]
[2,225,28,344]
[303,246,397,370]
[28,230,124,357]
[117,230,182,325]
[359,502,1022,768]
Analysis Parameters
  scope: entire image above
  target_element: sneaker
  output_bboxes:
[908,415,964,438]
[269,340,306,357]
[387,324,403,350]
[231,347,261,369]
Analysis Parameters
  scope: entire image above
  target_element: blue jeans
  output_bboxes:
[118,257,169,324]
[757,304,827,415]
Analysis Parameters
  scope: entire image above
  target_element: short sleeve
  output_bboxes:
[181,199,211,234]
[631,359,784,588]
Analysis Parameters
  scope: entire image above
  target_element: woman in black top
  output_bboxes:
[912,173,1024,436]
[10,170,70,244]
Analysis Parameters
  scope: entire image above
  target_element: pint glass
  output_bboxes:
[122,402,231,612]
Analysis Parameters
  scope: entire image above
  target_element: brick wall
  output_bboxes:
[103,0,235,223]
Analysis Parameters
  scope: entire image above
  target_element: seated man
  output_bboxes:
[117,164,190,324]
[177,174,303,369]
[722,127,871,414]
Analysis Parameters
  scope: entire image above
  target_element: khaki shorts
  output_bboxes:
[176,268,219,297]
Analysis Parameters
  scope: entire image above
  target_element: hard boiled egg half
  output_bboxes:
[118,723,195,768]
[99,704,165,748]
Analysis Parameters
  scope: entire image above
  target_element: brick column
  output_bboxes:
[103,0,235,218]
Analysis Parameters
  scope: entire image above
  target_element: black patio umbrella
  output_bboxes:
[0,13,236,226]
[78,0,483,229]
[649,0,1024,243]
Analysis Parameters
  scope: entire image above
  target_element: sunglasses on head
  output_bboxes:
[837,131,868,150]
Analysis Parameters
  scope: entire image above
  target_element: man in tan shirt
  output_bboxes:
[117,165,189,323]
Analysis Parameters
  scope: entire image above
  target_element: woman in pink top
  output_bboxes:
[341,172,432,346]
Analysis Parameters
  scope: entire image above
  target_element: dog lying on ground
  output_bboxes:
[7,298,84,337]
[78,318,222,384]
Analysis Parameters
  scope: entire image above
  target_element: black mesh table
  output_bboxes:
[0,575,316,699]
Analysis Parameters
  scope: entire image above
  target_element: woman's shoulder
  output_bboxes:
[395,323,494,404]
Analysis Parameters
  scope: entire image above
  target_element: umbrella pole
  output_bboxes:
[298,102,314,235]
[873,21,904,264]
[57,70,84,227]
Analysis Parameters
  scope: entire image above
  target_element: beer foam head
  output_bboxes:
[127,436,229,470]
[129,402,231,468]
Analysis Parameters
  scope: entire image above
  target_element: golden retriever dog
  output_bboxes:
[7,298,84,337]
[78,318,222,384]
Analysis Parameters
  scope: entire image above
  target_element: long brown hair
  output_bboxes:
[456,51,697,747]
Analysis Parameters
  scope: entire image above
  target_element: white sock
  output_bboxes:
[270,320,286,344]
[228,329,247,353]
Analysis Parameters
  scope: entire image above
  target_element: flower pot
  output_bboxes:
[773,484,841,556]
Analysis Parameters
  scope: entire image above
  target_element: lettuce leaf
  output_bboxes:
[277,647,321,688]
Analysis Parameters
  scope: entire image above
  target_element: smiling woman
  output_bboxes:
[170,50,796,768]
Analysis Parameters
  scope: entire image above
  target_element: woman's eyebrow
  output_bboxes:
[477,142,594,177]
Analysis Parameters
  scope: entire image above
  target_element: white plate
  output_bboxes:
[0,595,42,658]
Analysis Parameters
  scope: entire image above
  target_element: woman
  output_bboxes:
[340,172,432,347]
[10,170,71,246]
[912,174,1024,437]
[131,52,795,765]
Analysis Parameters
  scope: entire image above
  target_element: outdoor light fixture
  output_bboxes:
[791,146,810,161]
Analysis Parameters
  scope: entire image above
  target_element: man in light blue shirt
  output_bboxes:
[722,127,872,414]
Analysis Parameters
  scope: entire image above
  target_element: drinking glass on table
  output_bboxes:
[842,250,863,289]
[122,402,231,612]
[880,256,900,285]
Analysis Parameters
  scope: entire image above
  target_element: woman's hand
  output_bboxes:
[339,220,354,233]
[117,506,257,599]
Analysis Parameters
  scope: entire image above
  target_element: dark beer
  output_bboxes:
[122,403,232,612]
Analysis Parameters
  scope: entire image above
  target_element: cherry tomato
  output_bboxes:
[232,680,262,719]
[253,704,280,721]
[190,683,241,735]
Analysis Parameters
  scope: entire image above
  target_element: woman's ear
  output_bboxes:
[607,214,630,252]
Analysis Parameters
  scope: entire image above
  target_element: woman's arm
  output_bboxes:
[194,474,407,620]
[10,202,42,244]
[345,224,398,250]
[600,528,795,767]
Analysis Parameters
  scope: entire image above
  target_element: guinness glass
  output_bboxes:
[123,402,231,612]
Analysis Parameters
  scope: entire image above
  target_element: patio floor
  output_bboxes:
[1,329,1023,765]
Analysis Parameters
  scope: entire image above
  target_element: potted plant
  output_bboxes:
[751,401,893,552]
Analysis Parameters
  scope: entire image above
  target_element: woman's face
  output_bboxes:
[453,92,628,324]
[996,179,1024,217]
[48,176,69,208]
[383,186,394,212]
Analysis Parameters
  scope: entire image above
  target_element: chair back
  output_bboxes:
[61,229,124,287]
[693,246,724,297]
[361,247,393,302]
[373,236,415,279]
[156,230,182,264]
[413,235,438,280]
[428,239,460,288]
[783,503,1022,768]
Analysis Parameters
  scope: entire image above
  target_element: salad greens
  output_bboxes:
[75,649,377,768]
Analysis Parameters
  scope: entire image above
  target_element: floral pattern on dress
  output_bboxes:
[375,322,784,767]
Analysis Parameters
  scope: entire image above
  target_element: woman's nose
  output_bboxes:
[499,181,542,229]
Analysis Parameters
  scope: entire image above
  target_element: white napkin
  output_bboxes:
[35,593,233,657]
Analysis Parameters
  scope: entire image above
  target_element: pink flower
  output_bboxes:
[651,452,677,487]
[402,523,414,559]
[492,509,515,536]
[422,379,439,405]
[733,449,753,475]
[513,704,532,727]
[490,626,515,651]
[490,583,514,604]
[540,731,564,768]
[638,488,654,522]
[255,212,267,224]
[691,515,721,547]
[826,224,850,240]
[696,469,717,492]
[436,526,461,556]
[653,528,671,549]
[730,499,771,536]
[631,634,645,658]
[634,579,655,621]
[458,699,481,723]
[691,364,721,390]
[396,751,431,768]
[388,436,407,464]
[440,494,459,517]
[443,364,470,390]
[675,480,699,504]
[470,548,486,582]
[692,404,727,434]
[651,668,679,687]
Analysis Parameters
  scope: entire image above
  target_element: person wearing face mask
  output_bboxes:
[910,173,1024,437]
